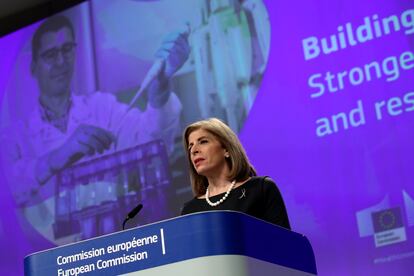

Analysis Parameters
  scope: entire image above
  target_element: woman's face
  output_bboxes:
[187,128,228,177]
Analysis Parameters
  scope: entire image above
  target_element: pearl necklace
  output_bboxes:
[206,180,236,207]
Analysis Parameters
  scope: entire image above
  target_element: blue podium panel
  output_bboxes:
[124,255,315,276]
[24,211,317,276]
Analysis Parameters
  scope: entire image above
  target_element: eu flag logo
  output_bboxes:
[372,207,403,233]
[371,207,406,247]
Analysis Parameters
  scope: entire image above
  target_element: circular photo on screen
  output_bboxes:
[0,0,270,245]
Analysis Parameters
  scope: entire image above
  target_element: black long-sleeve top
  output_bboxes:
[181,176,291,230]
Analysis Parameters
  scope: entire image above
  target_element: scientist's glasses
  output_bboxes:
[39,42,77,65]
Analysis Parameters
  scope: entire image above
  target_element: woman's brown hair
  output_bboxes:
[183,118,256,197]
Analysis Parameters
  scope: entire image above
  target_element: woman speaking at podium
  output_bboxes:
[181,118,291,230]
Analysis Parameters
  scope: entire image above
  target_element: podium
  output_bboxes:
[24,211,317,275]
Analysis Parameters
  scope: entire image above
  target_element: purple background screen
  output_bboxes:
[0,0,413,275]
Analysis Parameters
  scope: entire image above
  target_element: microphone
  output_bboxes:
[122,203,143,230]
